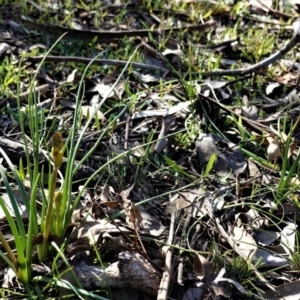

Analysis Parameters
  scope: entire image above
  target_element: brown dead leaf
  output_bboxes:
[81,105,106,120]
[102,232,129,250]
[216,220,257,263]
[139,207,166,236]
[120,185,143,230]
[213,268,247,295]
[289,177,300,185]
[277,72,299,84]
[103,201,120,209]
[263,280,300,299]
[102,66,122,83]
[66,69,77,82]
[287,142,296,159]
[60,100,106,120]
[71,207,85,223]
[248,159,261,177]
[100,185,110,202]
[266,82,280,95]
[124,201,143,231]
[280,222,296,258]
[197,133,247,177]
[120,185,134,201]
[71,219,130,245]
[89,77,125,99]
[193,253,213,280]
[266,136,281,163]
[154,117,176,154]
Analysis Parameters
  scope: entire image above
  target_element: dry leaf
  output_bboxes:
[120,185,134,201]
[281,222,296,258]
[81,105,106,120]
[71,219,130,244]
[100,185,110,202]
[197,133,247,177]
[124,202,143,231]
[102,232,129,250]
[66,69,77,82]
[288,143,296,159]
[193,253,213,280]
[139,208,166,236]
[263,280,300,300]
[216,220,257,263]
[266,136,281,163]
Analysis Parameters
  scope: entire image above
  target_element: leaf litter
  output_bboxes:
[1,0,300,299]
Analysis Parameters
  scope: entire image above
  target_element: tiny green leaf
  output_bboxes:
[204,153,216,177]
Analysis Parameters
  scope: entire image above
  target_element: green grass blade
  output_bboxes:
[0,251,16,272]
[0,196,27,280]
[0,164,26,245]
[164,156,196,180]
[26,173,41,278]
[34,277,110,300]
[0,148,30,213]
[204,153,216,177]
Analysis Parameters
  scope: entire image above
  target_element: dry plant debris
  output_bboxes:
[1,0,300,299]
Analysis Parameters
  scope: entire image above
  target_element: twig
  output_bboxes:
[157,208,176,300]
[27,55,169,73]
[28,19,300,79]
[244,15,294,27]
[198,19,300,76]
[199,92,274,135]
[177,212,192,285]
[0,84,50,108]
[256,0,294,19]
[124,114,132,151]
[18,17,216,42]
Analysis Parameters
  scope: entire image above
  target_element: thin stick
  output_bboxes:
[28,55,169,73]
[199,19,300,76]
[157,208,176,300]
